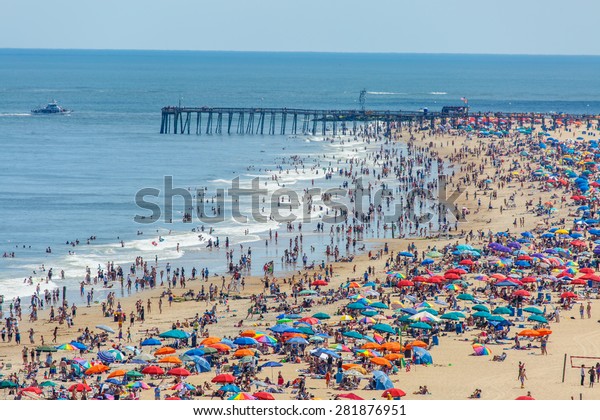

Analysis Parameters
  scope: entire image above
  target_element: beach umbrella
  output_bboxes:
[207,343,231,352]
[68,383,91,392]
[513,290,530,297]
[167,368,191,377]
[311,348,341,359]
[212,374,236,383]
[233,337,258,346]
[404,340,428,349]
[256,335,278,345]
[528,315,549,324]
[200,337,222,345]
[126,370,144,378]
[253,391,275,400]
[340,315,355,322]
[0,380,17,389]
[492,307,512,315]
[537,328,553,336]
[298,289,318,295]
[457,293,474,301]
[159,329,190,339]
[158,356,182,365]
[370,357,392,367]
[382,388,406,398]
[68,341,87,351]
[446,311,467,318]
[228,392,257,400]
[97,351,116,364]
[338,393,365,400]
[397,280,415,287]
[472,304,490,312]
[219,384,241,393]
[95,325,115,334]
[154,346,177,356]
[399,251,414,257]
[141,338,162,346]
[287,337,309,345]
[343,330,364,339]
[126,381,150,390]
[372,324,396,334]
[381,342,402,352]
[409,322,432,330]
[312,312,331,320]
[440,313,460,321]
[472,311,491,319]
[39,381,57,388]
[85,363,110,375]
[523,307,543,315]
[518,329,540,337]
[561,291,577,299]
[107,369,128,378]
[184,348,205,357]
[515,395,535,400]
[20,386,43,395]
[472,345,492,356]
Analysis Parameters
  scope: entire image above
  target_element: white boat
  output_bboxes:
[31,100,71,114]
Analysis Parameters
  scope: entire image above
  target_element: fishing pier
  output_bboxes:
[160,105,594,136]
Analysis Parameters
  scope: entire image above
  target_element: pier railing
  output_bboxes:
[160,106,597,135]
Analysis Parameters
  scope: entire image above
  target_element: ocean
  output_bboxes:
[1,49,600,303]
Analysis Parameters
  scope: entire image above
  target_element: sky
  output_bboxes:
[2,0,598,55]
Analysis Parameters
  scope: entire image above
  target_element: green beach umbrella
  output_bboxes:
[409,322,432,330]
[487,315,507,323]
[446,311,467,318]
[440,313,460,321]
[426,251,443,258]
[343,331,364,339]
[158,329,190,339]
[347,302,366,310]
[40,380,57,387]
[472,311,491,318]
[312,312,331,320]
[492,307,512,315]
[528,315,548,324]
[457,293,474,301]
[472,304,490,313]
[297,327,315,335]
[523,307,543,315]
[0,380,17,388]
[276,318,293,324]
[126,370,144,378]
[372,323,396,334]
[299,290,318,295]
[370,302,389,309]
[361,310,379,317]
[398,315,413,323]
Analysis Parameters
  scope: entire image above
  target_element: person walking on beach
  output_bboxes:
[518,368,527,389]
[580,303,585,319]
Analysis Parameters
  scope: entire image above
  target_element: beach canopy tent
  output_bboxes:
[372,370,394,390]
[412,346,433,365]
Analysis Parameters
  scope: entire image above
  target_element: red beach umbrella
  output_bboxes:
[561,291,577,299]
[513,290,530,297]
[311,280,328,286]
[167,368,191,377]
[515,395,535,400]
[381,388,406,398]
[68,383,91,392]
[253,391,275,400]
[211,374,236,383]
[397,280,415,287]
[142,365,165,375]
[20,386,43,395]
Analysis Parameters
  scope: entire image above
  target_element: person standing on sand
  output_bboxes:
[587,302,591,319]
[540,336,548,355]
[518,368,527,389]
[580,303,585,319]
[581,364,586,386]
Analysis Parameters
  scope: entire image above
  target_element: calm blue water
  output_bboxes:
[1,49,600,301]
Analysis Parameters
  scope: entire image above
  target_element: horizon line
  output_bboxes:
[1,47,600,57]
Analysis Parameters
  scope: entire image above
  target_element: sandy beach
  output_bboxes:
[2,119,600,401]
